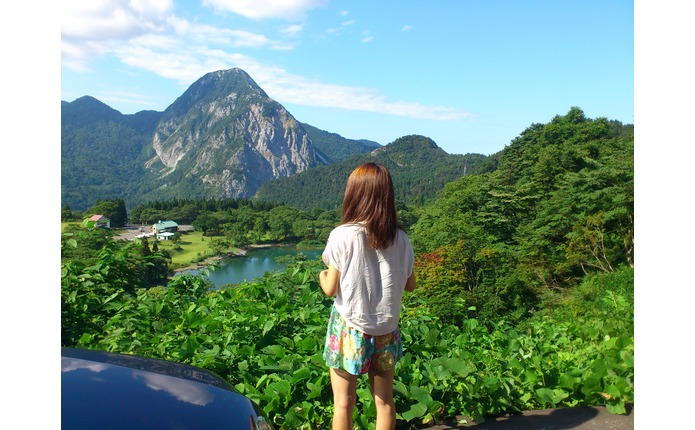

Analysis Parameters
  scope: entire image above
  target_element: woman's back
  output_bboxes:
[323,223,414,335]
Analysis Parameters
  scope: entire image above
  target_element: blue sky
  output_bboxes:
[61,0,634,156]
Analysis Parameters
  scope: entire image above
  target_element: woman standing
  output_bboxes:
[319,162,417,430]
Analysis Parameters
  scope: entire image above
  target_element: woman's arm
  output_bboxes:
[404,273,417,292]
[319,262,340,297]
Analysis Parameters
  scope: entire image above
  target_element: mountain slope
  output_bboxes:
[140,68,328,201]
[61,97,162,210]
[252,135,489,210]
[299,122,381,163]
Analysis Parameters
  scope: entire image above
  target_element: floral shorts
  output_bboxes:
[323,305,403,375]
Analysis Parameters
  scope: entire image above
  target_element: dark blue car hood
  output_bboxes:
[61,348,271,430]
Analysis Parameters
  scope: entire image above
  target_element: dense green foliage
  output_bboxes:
[409,108,633,326]
[61,227,170,347]
[253,135,489,210]
[129,198,345,248]
[129,197,278,225]
[300,122,381,163]
[61,253,633,429]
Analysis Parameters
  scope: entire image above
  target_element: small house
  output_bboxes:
[152,220,179,235]
[88,214,110,228]
[156,231,176,241]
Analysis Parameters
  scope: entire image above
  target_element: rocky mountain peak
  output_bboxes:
[145,68,328,199]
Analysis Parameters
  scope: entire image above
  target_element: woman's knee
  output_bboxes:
[373,392,394,408]
[333,391,357,410]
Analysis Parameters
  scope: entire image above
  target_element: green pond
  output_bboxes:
[178,245,323,288]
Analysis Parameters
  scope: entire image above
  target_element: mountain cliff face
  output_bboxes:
[62,68,348,209]
[143,68,328,200]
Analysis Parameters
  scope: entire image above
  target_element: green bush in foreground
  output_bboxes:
[62,258,633,429]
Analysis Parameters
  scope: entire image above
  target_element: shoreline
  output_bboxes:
[170,250,246,274]
[169,243,308,275]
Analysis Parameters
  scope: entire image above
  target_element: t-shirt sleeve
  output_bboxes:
[322,229,344,271]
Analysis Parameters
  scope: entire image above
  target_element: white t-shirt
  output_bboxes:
[322,223,414,335]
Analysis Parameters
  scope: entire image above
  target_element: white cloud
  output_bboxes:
[280,24,303,37]
[61,1,470,122]
[94,91,163,110]
[253,68,471,121]
[185,24,281,48]
[62,10,290,71]
[402,25,413,32]
[202,0,326,20]
[361,30,373,43]
[61,0,176,66]
[61,0,174,40]
[113,39,256,85]
[325,19,354,37]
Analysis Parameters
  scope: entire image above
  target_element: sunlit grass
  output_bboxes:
[61,221,80,231]
[155,230,241,268]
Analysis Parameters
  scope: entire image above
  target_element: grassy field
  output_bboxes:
[156,230,242,269]
[61,222,240,269]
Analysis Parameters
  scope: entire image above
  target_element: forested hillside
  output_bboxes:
[409,107,633,324]
[61,97,161,210]
[252,135,489,210]
[299,122,381,163]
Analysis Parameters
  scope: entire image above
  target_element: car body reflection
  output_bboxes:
[62,348,272,429]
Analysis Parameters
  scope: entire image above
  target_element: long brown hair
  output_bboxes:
[341,162,401,249]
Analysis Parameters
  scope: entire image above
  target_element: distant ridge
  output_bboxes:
[299,122,381,163]
[252,134,489,210]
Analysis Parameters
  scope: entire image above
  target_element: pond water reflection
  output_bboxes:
[178,246,323,288]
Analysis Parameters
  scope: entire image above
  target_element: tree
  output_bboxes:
[61,224,116,261]
[86,198,128,227]
[193,212,220,236]
[267,206,299,241]
[251,216,267,243]
[209,237,231,255]
[413,241,469,324]
[61,204,77,222]
[223,222,249,247]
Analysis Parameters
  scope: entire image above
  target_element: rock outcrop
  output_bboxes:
[146,68,327,199]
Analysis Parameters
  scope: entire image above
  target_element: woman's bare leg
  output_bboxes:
[329,368,358,430]
[369,368,396,430]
